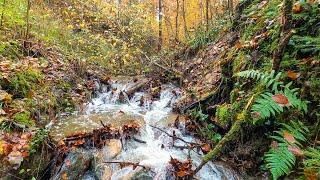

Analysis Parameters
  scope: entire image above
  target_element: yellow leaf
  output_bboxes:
[0,90,12,104]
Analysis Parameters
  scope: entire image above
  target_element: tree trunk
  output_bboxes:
[0,0,6,28]
[158,0,163,50]
[25,0,31,40]
[175,0,179,42]
[182,0,189,39]
[205,0,209,33]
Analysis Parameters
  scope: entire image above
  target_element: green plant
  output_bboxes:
[237,70,308,121]
[6,69,43,97]
[190,106,208,121]
[29,128,48,155]
[264,120,309,179]
[12,111,34,127]
[303,147,320,176]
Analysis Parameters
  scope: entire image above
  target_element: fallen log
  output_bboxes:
[59,123,141,149]
[193,94,256,175]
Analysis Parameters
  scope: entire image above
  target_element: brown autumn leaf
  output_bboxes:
[61,172,68,180]
[293,2,303,13]
[304,168,318,180]
[287,70,301,80]
[272,94,290,106]
[235,42,243,50]
[201,144,211,154]
[176,170,187,177]
[283,131,296,144]
[287,145,303,156]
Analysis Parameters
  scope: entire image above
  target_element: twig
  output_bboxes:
[133,136,146,144]
[149,125,203,147]
[103,161,151,171]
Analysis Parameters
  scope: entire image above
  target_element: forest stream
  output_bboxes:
[48,77,240,180]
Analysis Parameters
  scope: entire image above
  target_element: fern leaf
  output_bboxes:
[265,144,296,179]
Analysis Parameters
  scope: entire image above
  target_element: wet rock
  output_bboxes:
[131,169,155,180]
[81,171,95,180]
[213,162,242,180]
[103,139,122,159]
[52,149,93,180]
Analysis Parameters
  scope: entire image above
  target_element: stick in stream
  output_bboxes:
[149,125,203,147]
[133,136,147,144]
[103,161,152,171]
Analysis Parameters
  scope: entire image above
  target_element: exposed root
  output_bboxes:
[193,120,245,174]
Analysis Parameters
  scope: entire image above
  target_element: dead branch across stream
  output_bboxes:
[58,123,141,149]
[149,125,204,148]
[103,161,152,171]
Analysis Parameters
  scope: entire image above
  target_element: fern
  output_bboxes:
[251,92,284,119]
[265,143,296,179]
[264,121,309,179]
[237,70,284,91]
[237,70,308,121]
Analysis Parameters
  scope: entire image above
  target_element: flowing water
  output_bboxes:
[50,78,240,180]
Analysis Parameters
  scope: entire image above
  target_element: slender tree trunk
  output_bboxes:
[158,0,163,50]
[182,0,189,39]
[25,0,31,39]
[199,0,203,25]
[0,0,6,28]
[205,0,209,33]
[175,0,179,42]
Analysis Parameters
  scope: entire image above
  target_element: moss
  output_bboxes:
[215,104,232,127]
[5,69,43,98]
[12,111,34,127]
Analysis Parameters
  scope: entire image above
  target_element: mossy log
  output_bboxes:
[193,119,245,174]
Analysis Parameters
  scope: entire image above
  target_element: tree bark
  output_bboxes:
[205,0,209,33]
[175,0,179,42]
[158,0,163,50]
[182,0,189,39]
[0,0,6,28]
[25,0,31,40]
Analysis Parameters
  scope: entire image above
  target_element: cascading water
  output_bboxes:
[50,79,240,180]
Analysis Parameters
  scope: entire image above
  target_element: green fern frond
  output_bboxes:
[236,70,284,90]
[251,92,283,120]
[265,143,296,179]
[280,121,309,143]
[265,121,309,179]
[283,87,308,113]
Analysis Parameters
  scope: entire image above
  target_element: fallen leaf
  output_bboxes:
[272,94,290,106]
[176,170,187,177]
[287,71,301,80]
[288,145,303,156]
[304,168,318,180]
[283,131,296,144]
[293,2,303,13]
[7,150,24,169]
[201,144,211,153]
